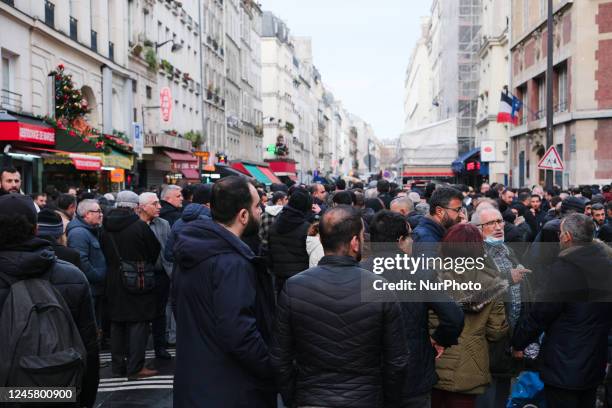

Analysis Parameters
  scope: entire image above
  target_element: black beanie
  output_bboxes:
[288,188,312,214]
[37,208,64,238]
[0,193,37,226]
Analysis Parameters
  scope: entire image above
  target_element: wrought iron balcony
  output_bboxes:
[1,89,23,112]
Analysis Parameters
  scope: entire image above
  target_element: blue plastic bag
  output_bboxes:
[506,371,546,408]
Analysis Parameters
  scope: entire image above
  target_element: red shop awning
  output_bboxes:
[69,153,102,171]
[163,150,197,162]
[0,112,55,145]
[257,166,282,184]
[231,162,250,175]
[181,168,200,180]
[402,167,454,177]
[267,160,296,176]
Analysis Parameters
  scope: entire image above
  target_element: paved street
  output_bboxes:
[94,349,175,408]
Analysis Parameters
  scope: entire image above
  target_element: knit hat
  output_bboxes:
[561,197,586,214]
[0,193,37,226]
[115,190,140,208]
[37,208,64,238]
[288,188,312,214]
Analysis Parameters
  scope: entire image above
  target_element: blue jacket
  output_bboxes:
[412,217,445,260]
[66,216,106,296]
[164,203,211,263]
[173,218,276,408]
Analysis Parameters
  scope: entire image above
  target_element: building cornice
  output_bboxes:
[1,2,133,78]
[511,0,572,50]
[509,109,612,137]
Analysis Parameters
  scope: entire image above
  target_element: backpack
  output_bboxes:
[108,233,156,294]
[0,270,86,391]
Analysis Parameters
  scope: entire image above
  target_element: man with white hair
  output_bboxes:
[138,192,173,359]
[100,191,161,379]
[390,196,423,230]
[513,213,612,407]
[67,198,107,326]
[160,185,183,226]
[471,206,532,408]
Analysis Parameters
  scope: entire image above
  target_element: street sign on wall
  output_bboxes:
[132,123,143,154]
[160,87,172,122]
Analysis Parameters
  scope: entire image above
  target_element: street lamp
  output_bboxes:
[155,40,183,53]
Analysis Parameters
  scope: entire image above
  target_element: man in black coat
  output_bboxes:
[159,184,183,226]
[100,191,161,380]
[0,194,99,407]
[270,205,408,408]
[173,176,275,408]
[513,213,612,408]
[367,210,464,407]
[268,188,312,295]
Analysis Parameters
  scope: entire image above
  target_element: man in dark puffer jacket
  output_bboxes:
[268,188,312,295]
[0,194,99,407]
[270,205,408,408]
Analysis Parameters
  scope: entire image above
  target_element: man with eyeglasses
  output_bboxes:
[67,199,107,329]
[412,187,465,260]
[139,192,174,360]
[471,207,532,408]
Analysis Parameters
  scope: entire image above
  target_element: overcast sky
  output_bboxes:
[260,0,432,142]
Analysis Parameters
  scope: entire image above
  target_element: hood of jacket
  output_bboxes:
[557,242,612,301]
[181,203,211,222]
[66,215,99,236]
[160,200,181,216]
[265,204,284,217]
[103,208,141,232]
[413,216,445,241]
[0,237,56,279]
[174,217,255,270]
[276,205,308,234]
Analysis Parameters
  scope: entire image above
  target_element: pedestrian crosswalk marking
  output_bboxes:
[98,385,174,392]
[100,375,174,382]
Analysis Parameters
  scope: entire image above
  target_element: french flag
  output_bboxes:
[497,92,522,125]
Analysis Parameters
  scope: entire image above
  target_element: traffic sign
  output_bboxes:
[537,146,564,170]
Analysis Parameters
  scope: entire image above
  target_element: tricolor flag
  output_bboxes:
[497,92,523,125]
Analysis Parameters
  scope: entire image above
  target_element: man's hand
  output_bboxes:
[430,337,445,359]
[312,204,321,214]
[510,268,530,284]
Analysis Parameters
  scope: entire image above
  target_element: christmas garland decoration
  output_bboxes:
[42,64,135,155]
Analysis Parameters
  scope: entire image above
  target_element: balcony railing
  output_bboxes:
[44,0,55,27]
[69,17,78,41]
[91,30,97,52]
[554,101,568,113]
[1,89,23,112]
[144,132,193,152]
[108,41,114,61]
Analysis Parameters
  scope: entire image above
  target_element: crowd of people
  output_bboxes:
[1,163,612,408]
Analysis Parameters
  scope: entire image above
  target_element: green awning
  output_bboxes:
[244,164,272,185]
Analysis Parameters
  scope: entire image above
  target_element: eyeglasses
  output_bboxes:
[442,206,463,213]
[88,209,103,214]
[479,219,505,228]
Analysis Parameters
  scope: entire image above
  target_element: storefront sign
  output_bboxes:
[194,151,210,160]
[110,168,125,183]
[0,121,55,145]
[68,153,101,171]
[91,151,134,169]
[160,87,172,122]
[480,141,496,162]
